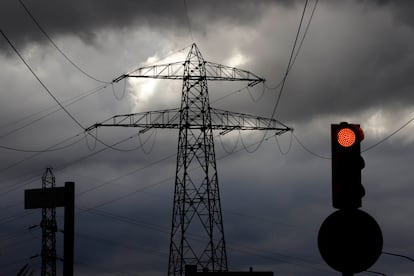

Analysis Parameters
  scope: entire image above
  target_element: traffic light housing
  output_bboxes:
[331,122,365,209]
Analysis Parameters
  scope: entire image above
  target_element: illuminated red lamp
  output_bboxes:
[337,128,357,147]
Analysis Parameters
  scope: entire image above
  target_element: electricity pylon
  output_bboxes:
[41,168,57,276]
[87,43,291,275]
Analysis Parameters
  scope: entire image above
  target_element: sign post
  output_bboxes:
[25,181,75,276]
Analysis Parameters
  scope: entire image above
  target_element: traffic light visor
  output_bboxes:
[337,128,356,147]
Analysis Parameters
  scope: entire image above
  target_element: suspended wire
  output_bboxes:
[362,115,414,152]
[183,0,195,42]
[111,78,127,101]
[0,84,107,137]
[293,132,330,159]
[265,0,318,90]
[77,175,170,212]
[211,86,248,104]
[239,130,263,153]
[0,134,84,153]
[382,251,414,262]
[75,153,176,198]
[17,0,111,84]
[238,0,312,153]
[75,177,330,274]
[137,128,158,155]
[78,205,331,274]
[289,0,319,73]
[246,83,266,103]
[77,132,279,209]
[83,206,331,274]
[218,131,240,154]
[274,130,293,155]
[271,0,309,118]
[1,29,86,130]
[0,132,141,197]
[75,230,168,258]
[2,28,149,153]
[365,271,387,276]
[0,131,85,173]
[84,127,98,151]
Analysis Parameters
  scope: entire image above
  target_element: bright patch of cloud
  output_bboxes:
[226,51,249,68]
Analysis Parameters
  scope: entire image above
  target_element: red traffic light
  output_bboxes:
[331,122,365,209]
[337,128,356,147]
[336,124,364,148]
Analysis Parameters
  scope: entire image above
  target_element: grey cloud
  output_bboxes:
[0,0,297,51]
[1,1,414,275]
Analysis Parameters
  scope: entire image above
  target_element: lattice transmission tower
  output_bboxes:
[40,168,57,276]
[87,43,291,275]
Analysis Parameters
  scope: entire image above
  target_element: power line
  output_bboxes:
[362,115,414,152]
[274,130,293,155]
[0,132,138,197]
[265,0,318,90]
[0,84,107,139]
[0,134,84,153]
[270,0,309,118]
[17,0,111,84]
[183,0,195,42]
[293,132,330,160]
[0,131,84,173]
[241,0,313,154]
[0,29,86,131]
[382,251,414,262]
[79,206,331,274]
[1,28,147,154]
[78,204,331,274]
[288,0,319,75]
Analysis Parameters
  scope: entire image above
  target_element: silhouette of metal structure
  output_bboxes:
[25,173,75,276]
[87,43,291,275]
[41,168,57,276]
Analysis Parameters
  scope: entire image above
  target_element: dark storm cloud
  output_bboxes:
[0,0,297,51]
[1,1,414,275]
[372,0,414,28]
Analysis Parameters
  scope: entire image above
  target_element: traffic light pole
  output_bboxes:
[318,122,383,275]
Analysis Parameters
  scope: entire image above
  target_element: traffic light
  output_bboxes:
[331,122,365,209]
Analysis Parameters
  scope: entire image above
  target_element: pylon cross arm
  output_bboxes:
[85,107,291,135]
[210,108,292,134]
[112,61,264,86]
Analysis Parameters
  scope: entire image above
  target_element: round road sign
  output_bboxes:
[318,209,383,273]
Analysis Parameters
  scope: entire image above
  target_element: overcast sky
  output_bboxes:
[1,0,414,275]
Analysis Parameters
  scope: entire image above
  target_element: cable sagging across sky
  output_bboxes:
[17,0,111,84]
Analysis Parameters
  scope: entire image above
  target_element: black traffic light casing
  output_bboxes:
[331,122,365,209]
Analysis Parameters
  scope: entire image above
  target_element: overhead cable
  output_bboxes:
[17,0,111,84]
[270,0,309,118]
[293,132,330,160]
[362,115,414,152]
[1,29,86,130]
[1,28,144,153]
[183,0,195,42]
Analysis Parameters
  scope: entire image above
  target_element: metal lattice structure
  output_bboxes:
[87,43,291,275]
[40,168,57,276]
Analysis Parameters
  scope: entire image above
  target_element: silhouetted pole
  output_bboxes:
[63,182,74,276]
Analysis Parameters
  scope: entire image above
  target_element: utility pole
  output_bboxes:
[87,43,291,275]
[41,168,57,276]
